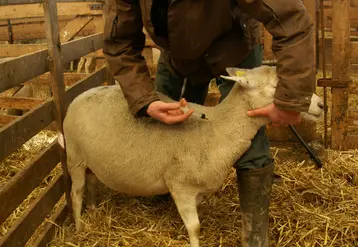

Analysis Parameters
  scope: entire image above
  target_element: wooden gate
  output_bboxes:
[0,0,112,246]
[318,0,358,150]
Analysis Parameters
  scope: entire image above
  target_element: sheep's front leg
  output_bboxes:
[171,191,201,247]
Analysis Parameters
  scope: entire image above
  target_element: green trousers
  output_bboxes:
[155,45,271,170]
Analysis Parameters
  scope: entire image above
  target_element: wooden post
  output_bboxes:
[102,3,115,85]
[331,0,350,150]
[43,0,72,211]
[7,19,13,44]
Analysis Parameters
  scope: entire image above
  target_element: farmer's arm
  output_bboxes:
[103,0,193,123]
[238,0,315,113]
[103,0,160,116]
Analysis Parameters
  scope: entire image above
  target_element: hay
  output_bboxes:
[43,144,358,247]
[0,130,58,187]
[0,130,61,240]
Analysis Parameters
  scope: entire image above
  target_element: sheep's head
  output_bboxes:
[220,66,324,122]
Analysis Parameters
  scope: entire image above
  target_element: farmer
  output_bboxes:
[103,0,315,246]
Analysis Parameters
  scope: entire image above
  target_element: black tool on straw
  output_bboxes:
[289,125,323,169]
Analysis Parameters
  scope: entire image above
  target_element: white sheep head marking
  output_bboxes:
[220,66,324,122]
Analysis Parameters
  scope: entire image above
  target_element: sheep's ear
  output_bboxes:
[219,67,255,88]
[219,75,252,88]
[225,67,248,77]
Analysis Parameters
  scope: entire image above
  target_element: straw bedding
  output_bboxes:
[43,145,357,247]
[0,74,358,247]
[0,130,60,240]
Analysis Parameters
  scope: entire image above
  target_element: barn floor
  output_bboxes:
[45,144,358,247]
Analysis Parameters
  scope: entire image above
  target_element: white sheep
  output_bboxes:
[62,65,324,247]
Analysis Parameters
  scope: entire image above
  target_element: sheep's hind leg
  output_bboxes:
[70,166,86,233]
[171,190,201,247]
[86,169,98,209]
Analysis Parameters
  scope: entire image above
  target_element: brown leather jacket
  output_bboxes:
[103,0,315,116]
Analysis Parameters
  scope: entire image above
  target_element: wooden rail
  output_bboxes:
[0,0,97,5]
[0,2,102,19]
[0,68,107,246]
[0,100,55,161]
[30,201,68,247]
[0,32,103,94]
[323,7,358,28]
[0,44,47,57]
[0,50,49,93]
[26,72,88,87]
[352,42,358,59]
[65,65,106,104]
[0,114,17,126]
[0,97,45,110]
[330,0,351,150]
[0,173,64,247]
[0,140,60,225]
[0,1,108,246]
[0,16,101,41]
[348,109,358,126]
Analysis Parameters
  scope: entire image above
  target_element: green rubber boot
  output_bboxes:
[236,162,274,247]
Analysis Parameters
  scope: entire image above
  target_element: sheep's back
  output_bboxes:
[63,85,215,192]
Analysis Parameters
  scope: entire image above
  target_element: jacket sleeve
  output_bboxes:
[103,0,160,116]
[237,0,315,112]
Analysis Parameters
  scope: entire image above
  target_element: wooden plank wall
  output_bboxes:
[0,1,110,246]
[0,0,322,145]
[330,0,350,150]
[317,0,358,150]
[318,0,358,70]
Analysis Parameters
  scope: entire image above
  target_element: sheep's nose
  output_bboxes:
[318,102,324,109]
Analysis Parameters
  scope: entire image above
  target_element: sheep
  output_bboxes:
[76,52,96,74]
[61,65,324,247]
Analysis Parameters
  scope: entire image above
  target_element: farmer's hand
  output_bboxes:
[147,98,194,124]
[247,103,301,127]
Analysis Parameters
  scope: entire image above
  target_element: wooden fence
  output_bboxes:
[262,0,358,150]
[317,0,358,150]
[0,0,111,246]
[0,0,356,245]
[0,1,331,147]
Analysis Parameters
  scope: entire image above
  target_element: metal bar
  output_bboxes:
[320,0,328,149]
[317,78,350,88]
[289,125,323,169]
